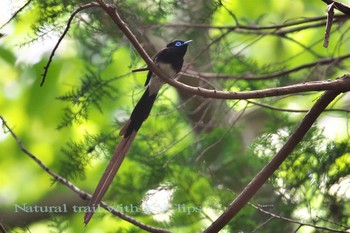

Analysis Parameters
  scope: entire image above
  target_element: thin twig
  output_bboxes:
[251,216,274,233]
[195,101,247,162]
[247,99,350,113]
[147,16,348,38]
[40,2,100,87]
[324,3,335,48]
[146,14,346,32]
[0,116,170,233]
[183,53,350,81]
[132,67,149,73]
[250,203,348,233]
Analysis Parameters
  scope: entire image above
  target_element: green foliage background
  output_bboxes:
[0,0,349,232]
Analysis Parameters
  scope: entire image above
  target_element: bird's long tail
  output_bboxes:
[84,88,157,225]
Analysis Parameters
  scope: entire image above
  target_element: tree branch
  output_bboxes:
[251,203,348,233]
[0,222,7,233]
[324,2,335,48]
[0,116,170,233]
[247,99,350,113]
[183,53,350,81]
[203,89,341,232]
[146,14,347,33]
[83,1,350,100]
[40,2,100,87]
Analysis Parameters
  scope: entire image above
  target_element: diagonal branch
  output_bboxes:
[0,222,7,233]
[40,2,100,87]
[203,89,341,232]
[0,116,170,233]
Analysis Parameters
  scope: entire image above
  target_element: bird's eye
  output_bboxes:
[175,41,182,47]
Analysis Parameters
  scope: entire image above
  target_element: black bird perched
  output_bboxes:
[84,39,192,225]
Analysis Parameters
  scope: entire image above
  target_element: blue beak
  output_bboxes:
[183,40,193,45]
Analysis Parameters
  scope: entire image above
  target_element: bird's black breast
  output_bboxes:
[156,49,184,73]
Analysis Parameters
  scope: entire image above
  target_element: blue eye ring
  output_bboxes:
[175,41,182,47]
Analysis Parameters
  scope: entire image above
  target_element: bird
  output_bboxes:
[84,39,192,225]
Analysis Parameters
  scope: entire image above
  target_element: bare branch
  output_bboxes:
[251,203,349,233]
[324,3,335,48]
[0,222,7,233]
[247,100,308,113]
[0,116,170,233]
[203,89,341,232]
[247,99,350,113]
[172,74,349,99]
[40,2,100,87]
[184,53,350,81]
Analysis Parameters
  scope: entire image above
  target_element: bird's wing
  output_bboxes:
[144,48,165,86]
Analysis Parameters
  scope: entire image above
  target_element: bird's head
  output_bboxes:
[166,40,192,57]
[167,40,192,48]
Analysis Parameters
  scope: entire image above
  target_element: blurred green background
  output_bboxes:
[0,0,349,232]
